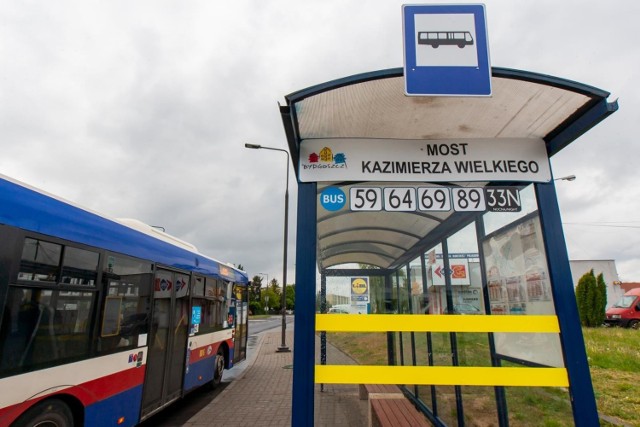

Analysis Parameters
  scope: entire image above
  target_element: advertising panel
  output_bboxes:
[483,215,563,367]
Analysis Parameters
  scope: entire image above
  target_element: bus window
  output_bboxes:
[19,238,62,282]
[61,246,99,286]
[98,255,152,353]
[193,276,205,296]
[192,278,227,334]
[0,287,93,375]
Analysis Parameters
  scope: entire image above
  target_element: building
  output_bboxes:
[569,260,623,309]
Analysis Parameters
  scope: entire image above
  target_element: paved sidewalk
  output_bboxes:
[184,327,367,427]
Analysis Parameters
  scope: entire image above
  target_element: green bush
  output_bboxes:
[249,301,265,315]
[575,269,606,327]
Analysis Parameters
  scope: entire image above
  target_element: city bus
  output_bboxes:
[417,31,474,48]
[0,174,249,426]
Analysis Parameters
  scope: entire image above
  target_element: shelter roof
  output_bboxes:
[280,67,617,270]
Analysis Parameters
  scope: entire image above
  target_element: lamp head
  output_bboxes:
[555,174,576,181]
[244,143,262,149]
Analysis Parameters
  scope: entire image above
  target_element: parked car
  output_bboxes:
[327,307,349,314]
[605,288,640,329]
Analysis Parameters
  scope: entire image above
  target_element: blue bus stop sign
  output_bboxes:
[403,4,491,96]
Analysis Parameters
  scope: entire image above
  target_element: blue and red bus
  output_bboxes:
[0,174,249,426]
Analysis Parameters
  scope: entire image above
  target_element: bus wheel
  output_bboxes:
[13,399,74,427]
[211,348,225,388]
[629,320,639,329]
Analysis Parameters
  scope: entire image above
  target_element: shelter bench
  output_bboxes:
[359,384,430,427]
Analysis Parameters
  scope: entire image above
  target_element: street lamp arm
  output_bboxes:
[554,174,576,181]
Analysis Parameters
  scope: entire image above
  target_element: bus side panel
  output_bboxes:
[0,350,147,426]
[85,384,144,427]
[228,342,235,368]
[184,346,217,391]
[183,331,235,392]
[0,367,146,427]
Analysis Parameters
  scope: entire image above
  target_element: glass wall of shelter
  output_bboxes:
[318,181,572,426]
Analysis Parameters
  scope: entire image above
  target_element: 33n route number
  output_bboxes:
[349,186,521,213]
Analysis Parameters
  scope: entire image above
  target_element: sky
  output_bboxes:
[1,1,639,286]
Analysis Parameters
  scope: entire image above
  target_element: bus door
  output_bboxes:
[233,284,248,363]
[141,268,190,418]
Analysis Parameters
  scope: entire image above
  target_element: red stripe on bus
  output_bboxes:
[0,365,145,425]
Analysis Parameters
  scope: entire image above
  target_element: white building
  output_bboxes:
[569,260,624,309]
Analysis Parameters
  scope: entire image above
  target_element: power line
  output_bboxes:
[563,222,640,229]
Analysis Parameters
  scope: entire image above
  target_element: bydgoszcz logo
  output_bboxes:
[302,146,347,170]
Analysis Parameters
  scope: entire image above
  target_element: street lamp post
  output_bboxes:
[245,143,291,352]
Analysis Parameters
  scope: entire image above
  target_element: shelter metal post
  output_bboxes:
[292,181,317,427]
[535,182,599,426]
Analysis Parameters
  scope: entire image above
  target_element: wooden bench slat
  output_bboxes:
[360,383,404,400]
[371,396,430,427]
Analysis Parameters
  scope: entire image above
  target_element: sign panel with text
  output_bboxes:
[299,138,550,183]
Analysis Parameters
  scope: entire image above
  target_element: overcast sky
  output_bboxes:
[1,1,638,286]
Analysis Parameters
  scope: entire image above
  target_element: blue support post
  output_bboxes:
[291,181,317,426]
[535,182,599,426]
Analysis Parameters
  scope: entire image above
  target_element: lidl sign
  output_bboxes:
[351,277,369,302]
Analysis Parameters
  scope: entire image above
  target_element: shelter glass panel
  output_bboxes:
[409,256,427,314]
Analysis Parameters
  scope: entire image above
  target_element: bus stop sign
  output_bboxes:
[403,4,491,96]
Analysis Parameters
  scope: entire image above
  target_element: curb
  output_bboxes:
[211,331,267,400]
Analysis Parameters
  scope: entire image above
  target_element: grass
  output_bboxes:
[583,327,640,425]
[325,327,639,426]
[248,314,272,320]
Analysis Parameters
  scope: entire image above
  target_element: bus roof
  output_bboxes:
[0,174,248,284]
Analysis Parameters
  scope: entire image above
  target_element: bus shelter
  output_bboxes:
[279,68,617,426]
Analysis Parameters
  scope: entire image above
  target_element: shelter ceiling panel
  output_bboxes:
[321,253,394,269]
[317,211,440,239]
[295,76,591,141]
[320,230,419,251]
[319,241,405,262]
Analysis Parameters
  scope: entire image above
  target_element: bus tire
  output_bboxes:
[211,348,225,388]
[13,398,74,427]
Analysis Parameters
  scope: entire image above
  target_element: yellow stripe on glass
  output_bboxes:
[315,314,566,387]
[316,314,560,333]
[315,365,569,387]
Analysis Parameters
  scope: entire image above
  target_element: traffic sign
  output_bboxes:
[403,4,491,96]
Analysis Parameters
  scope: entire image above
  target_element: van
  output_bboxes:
[604,288,640,329]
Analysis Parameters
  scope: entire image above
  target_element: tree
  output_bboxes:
[249,275,264,303]
[575,269,606,327]
[248,275,265,315]
[358,264,386,314]
[595,273,608,326]
[285,284,295,311]
[262,287,281,313]
[269,278,281,294]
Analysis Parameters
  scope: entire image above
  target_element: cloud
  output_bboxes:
[0,0,638,284]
